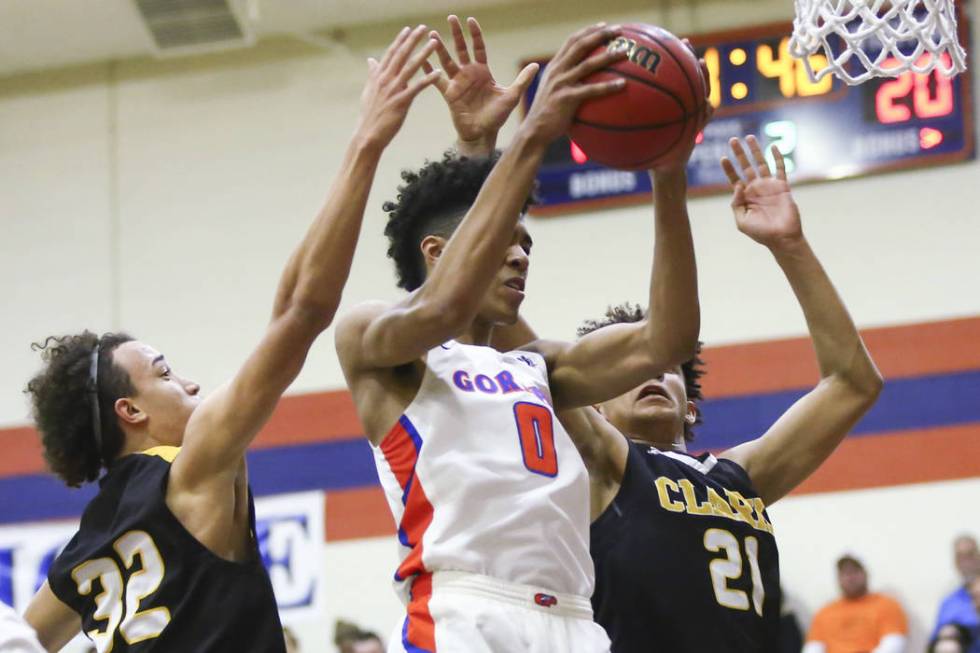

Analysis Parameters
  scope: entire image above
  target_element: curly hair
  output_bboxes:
[578,302,705,441]
[25,331,135,487]
[383,150,535,291]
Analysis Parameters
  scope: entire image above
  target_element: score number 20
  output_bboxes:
[875,54,955,124]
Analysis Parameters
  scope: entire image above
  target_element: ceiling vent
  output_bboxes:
[133,0,254,56]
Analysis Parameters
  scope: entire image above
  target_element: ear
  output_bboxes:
[685,401,698,425]
[420,235,448,271]
[114,397,147,427]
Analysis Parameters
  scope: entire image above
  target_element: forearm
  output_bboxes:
[645,169,700,361]
[772,238,881,392]
[272,137,382,326]
[421,129,545,318]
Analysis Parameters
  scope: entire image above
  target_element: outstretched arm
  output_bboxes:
[534,106,708,411]
[339,23,627,370]
[172,26,440,489]
[720,136,883,505]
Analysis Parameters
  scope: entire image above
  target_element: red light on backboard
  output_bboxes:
[919,127,944,149]
[696,131,704,144]
[570,140,588,164]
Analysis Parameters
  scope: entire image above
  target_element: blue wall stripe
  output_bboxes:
[1,370,976,525]
[696,369,980,450]
[0,440,379,525]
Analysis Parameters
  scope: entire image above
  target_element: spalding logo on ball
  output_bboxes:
[569,24,707,171]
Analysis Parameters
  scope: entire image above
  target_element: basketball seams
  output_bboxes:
[596,67,688,120]
[627,26,703,115]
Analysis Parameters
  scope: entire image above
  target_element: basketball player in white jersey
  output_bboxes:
[334,20,704,653]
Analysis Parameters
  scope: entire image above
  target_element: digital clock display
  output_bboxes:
[524,15,974,215]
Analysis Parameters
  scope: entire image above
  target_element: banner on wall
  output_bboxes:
[0,490,326,620]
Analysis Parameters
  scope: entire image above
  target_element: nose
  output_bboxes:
[507,245,529,273]
[184,380,200,396]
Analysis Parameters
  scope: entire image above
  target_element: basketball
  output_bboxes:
[568,24,707,170]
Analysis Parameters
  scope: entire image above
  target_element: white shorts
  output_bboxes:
[387,571,611,653]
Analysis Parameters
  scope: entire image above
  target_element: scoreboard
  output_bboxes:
[524,16,975,215]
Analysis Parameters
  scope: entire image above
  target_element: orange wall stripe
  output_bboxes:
[791,423,980,496]
[0,427,45,477]
[701,315,980,398]
[325,486,396,541]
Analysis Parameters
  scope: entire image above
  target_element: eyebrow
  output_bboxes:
[151,355,166,368]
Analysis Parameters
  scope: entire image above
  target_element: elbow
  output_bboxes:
[644,319,700,368]
[284,296,340,335]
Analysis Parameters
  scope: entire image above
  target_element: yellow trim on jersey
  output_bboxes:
[139,446,181,463]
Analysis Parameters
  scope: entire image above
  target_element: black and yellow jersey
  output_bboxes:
[591,440,781,653]
[48,447,285,653]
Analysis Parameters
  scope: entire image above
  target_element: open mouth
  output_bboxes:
[637,385,669,401]
[504,277,526,292]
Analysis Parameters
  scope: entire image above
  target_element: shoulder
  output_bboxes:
[334,301,395,358]
[516,338,570,367]
[336,300,394,335]
[873,593,906,611]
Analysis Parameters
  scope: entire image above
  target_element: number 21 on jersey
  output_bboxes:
[704,527,765,616]
[71,530,169,652]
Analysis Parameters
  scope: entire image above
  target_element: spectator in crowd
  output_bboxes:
[934,535,980,637]
[803,554,908,653]
[283,626,301,653]
[352,631,384,653]
[928,623,975,653]
[334,619,360,653]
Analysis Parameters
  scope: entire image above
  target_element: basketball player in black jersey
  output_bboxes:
[565,138,883,652]
[495,137,882,651]
[20,27,441,652]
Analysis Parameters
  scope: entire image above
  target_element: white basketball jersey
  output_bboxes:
[373,340,594,602]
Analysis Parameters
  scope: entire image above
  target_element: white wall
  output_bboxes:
[2,0,978,650]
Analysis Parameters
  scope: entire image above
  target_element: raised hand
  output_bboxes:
[355,25,441,151]
[721,135,802,251]
[522,23,628,145]
[652,38,714,173]
[424,16,539,154]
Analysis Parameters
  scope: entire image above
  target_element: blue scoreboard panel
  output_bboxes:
[524,15,974,215]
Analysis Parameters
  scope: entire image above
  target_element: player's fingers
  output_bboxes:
[720,156,741,186]
[505,62,540,97]
[367,57,379,74]
[729,138,757,180]
[402,69,443,101]
[746,135,771,177]
[561,25,621,70]
[553,23,607,66]
[428,32,459,77]
[468,17,488,64]
[380,26,411,68]
[448,15,471,65]
[388,24,428,74]
[568,77,626,101]
[682,37,698,57]
[772,145,787,180]
[566,46,628,82]
[397,39,439,86]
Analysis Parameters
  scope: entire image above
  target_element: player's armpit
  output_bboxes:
[721,374,880,505]
[23,581,81,653]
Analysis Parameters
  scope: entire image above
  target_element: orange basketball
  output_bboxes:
[569,24,707,170]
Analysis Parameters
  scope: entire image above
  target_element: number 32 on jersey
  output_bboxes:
[71,530,170,652]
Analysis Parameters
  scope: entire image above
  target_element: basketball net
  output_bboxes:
[789,0,967,85]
